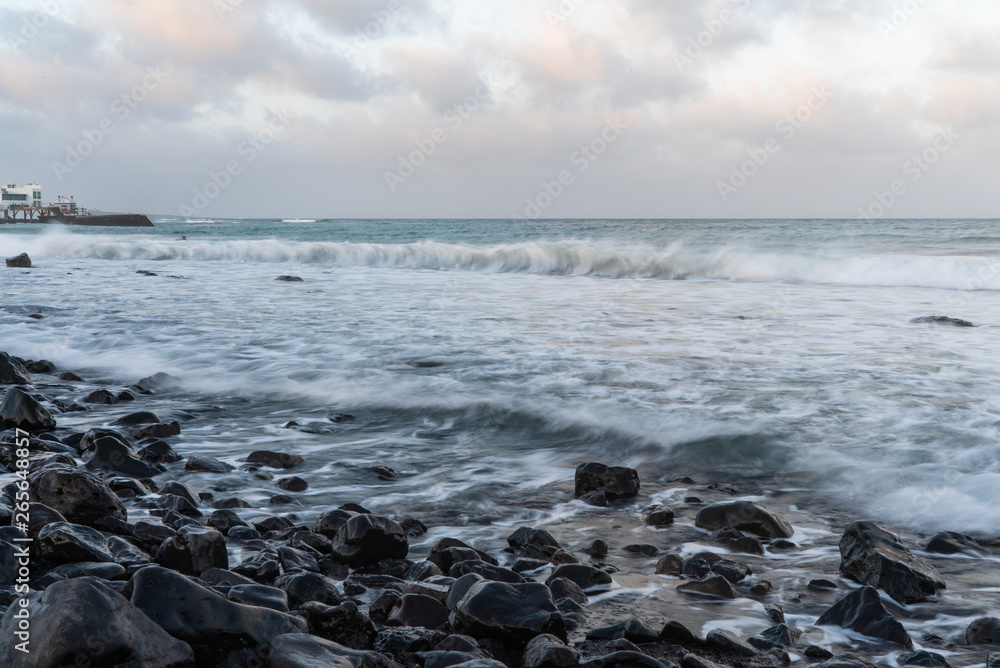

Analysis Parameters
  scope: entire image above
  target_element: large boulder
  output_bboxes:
[838,521,945,603]
[84,431,163,478]
[156,524,229,575]
[130,565,307,668]
[37,522,114,564]
[815,586,911,647]
[4,253,31,268]
[1,387,54,432]
[967,617,1000,645]
[0,577,193,667]
[695,501,794,538]
[29,465,127,526]
[275,571,344,609]
[0,353,31,385]
[332,514,408,567]
[266,633,400,668]
[574,462,640,500]
[450,579,566,644]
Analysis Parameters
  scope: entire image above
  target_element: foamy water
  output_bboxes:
[2,220,1000,534]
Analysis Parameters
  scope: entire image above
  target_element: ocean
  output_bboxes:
[3,217,1000,543]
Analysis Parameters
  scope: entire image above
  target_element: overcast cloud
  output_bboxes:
[0,0,996,219]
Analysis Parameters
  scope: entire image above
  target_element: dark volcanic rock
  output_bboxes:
[524,633,579,668]
[547,577,587,605]
[37,522,113,564]
[275,275,304,282]
[967,617,1000,645]
[386,593,450,629]
[228,584,290,612]
[156,524,229,575]
[656,553,685,576]
[910,316,975,327]
[839,520,945,603]
[29,465,127,526]
[925,531,982,555]
[676,575,738,599]
[0,577,193,667]
[275,571,343,609]
[300,600,378,649]
[585,651,666,668]
[112,411,161,426]
[816,586,912,647]
[84,431,162,478]
[508,526,562,555]
[645,505,675,526]
[899,650,952,668]
[332,514,408,567]
[134,421,181,439]
[587,618,660,644]
[314,508,359,538]
[706,629,760,656]
[574,462,640,499]
[266,633,400,668]
[23,359,54,373]
[0,353,32,385]
[695,501,794,538]
[813,654,878,668]
[278,476,309,492]
[83,389,120,404]
[186,455,235,473]
[138,439,183,464]
[130,565,307,667]
[247,450,304,469]
[450,579,566,643]
[1,387,54,431]
[4,253,31,268]
[546,564,612,591]
[748,624,802,650]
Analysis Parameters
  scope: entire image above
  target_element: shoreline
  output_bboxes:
[1,352,999,667]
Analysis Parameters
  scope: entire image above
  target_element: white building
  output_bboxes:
[1,183,42,219]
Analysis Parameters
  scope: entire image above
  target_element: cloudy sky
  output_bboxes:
[0,0,996,219]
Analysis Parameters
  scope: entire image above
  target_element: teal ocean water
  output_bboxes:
[2,218,1000,534]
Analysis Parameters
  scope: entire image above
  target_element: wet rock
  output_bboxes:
[275,275,304,282]
[989,654,1000,668]
[156,524,229,575]
[585,651,667,668]
[22,359,53,373]
[0,353,32,385]
[712,559,752,584]
[112,411,161,426]
[332,514,408,567]
[266,633,400,668]
[4,253,31,268]
[765,604,785,624]
[683,556,712,579]
[273,571,344,610]
[910,316,974,327]
[84,389,120,404]
[813,654,878,668]
[58,371,84,382]
[898,650,952,668]
[587,618,660,644]
[925,531,982,555]
[29,465,127,526]
[0,576,193,667]
[809,578,838,591]
[748,624,802,650]
[247,450,304,469]
[278,476,309,492]
[108,536,152,567]
[579,491,607,506]
[300,600,378,649]
[37,522,114,564]
[134,421,181,439]
[707,629,760,656]
[208,509,252,535]
[749,580,773,595]
[451,559,525,583]
[546,563,612,591]
[711,526,765,555]
[131,565,307,667]
[278,545,319,573]
[656,553,685,576]
[839,520,945,604]
[645,505,675,526]
[816,586,912,647]
[514,558,549,572]
[233,550,281,583]
[185,455,235,473]
[695,501,794,538]
[138,439,183,464]
[967,618,1000,645]
[228,583,290,612]
[133,520,176,548]
[214,497,252,509]
[450,579,566,643]
[84,432,162,478]
[676,574,738,599]
[625,544,659,557]
[50,561,127,580]
[314,508,359,538]
[584,539,608,558]
[386,593,450,629]
[524,633,579,668]
[1,387,54,431]
[547,577,587,605]
[508,527,562,556]
[574,462,640,499]
[805,646,835,660]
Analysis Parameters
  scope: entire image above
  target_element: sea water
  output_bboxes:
[2,218,999,537]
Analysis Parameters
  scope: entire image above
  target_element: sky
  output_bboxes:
[0,0,997,219]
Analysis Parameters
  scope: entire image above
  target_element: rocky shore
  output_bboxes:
[1,350,999,668]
